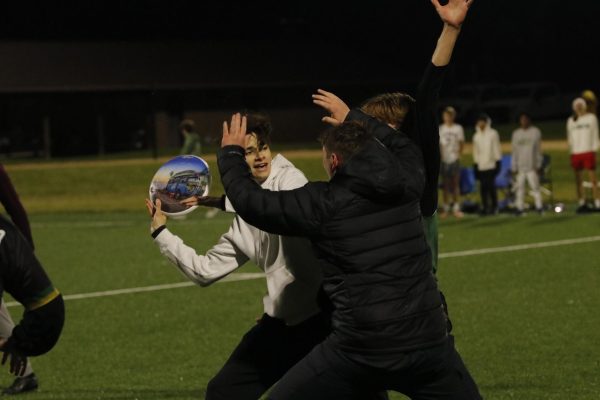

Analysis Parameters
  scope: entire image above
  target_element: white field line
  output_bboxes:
[439,235,600,259]
[6,235,600,308]
[4,272,265,308]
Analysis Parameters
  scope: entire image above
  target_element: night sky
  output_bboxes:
[1,1,599,90]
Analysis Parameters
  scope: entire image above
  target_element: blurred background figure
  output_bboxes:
[473,114,501,215]
[511,113,543,216]
[0,163,38,395]
[567,98,600,211]
[581,89,597,115]
[439,106,465,218]
[179,119,202,155]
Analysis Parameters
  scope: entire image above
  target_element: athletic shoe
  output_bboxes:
[2,373,38,395]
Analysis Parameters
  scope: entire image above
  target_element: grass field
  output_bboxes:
[2,149,600,399]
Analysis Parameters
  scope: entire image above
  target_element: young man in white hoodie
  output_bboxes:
[567,97,600,210]
[472,114,501,215]
[146,113,385,400]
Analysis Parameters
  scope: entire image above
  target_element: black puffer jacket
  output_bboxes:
[218,121,446,354]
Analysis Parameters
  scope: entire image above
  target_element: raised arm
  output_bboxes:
[416,0,473,216]
[219,114,326,237]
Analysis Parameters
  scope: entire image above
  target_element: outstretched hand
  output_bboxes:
[221,113,247,148]
[0,338,27,377]
[312,89,350,126]
[145,198,167,232]
[431,0,473,28]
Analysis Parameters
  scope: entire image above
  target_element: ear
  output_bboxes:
[330,152,341,172]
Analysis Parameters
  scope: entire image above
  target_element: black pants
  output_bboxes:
[267,335,482,400]
[205,312,388,400]
[478,169,498,213]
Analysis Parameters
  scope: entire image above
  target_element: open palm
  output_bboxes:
[431,0,473,28]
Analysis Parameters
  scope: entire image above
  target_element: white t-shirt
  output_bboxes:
[567,113,599,155]
[439,123,465,164]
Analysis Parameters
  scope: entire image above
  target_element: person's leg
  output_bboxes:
[267,340,380,400]
[478,174,489,214]
[515,171,526,212]
[588,169,599,207]
[206,313,330,400]
[394,338,482,400]
[574,169,584,205]
[451,164,463,217]
[526,170,543,211]
[490,171,498,212]
[441,165,451,217]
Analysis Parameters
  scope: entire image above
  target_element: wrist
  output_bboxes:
[151,224,167,239]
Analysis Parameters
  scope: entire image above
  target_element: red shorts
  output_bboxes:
[571,152,596,170]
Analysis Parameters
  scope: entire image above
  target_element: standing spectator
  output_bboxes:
[567,98,600,210]
[511,113,543,215]
[0,164,39,394]
[473,114,501,215]
[439,106,465,218]
[179,119,202,155]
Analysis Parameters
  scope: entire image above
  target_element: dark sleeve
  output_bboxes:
[0,165,34,248]
[0,217,64,356]
[218,145,328,237]
[415,63,447,216]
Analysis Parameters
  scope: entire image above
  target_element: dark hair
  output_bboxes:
[517,111,531,122]
[319,121,373,163]
[179,119,196,132]
[476,113,490,123]
[245,112,272,146]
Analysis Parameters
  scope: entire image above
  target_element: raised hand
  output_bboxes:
[431,0,473,28]
[145,198,167,232]
[312,89,350,126]
[221,113,247,148]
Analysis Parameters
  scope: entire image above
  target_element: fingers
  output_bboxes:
[322,116,342,126]
[155,199,162,212]
[222,121,229,137]
[180,196,199,207]
[430,0,442,9]
[465,0,473,7]
[312,98,333,112]
[240,115,247,137]
[145,199,154,216]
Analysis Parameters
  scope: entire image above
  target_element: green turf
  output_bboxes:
[2,151,599,399]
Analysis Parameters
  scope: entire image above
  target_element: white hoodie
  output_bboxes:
[473,123,502,171]
[567,113,599,155]
[153,154,322,326]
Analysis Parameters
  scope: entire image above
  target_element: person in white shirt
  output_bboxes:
[472,114,501,215]
[439,106,465,218]
[145,114,382,400]
[511,113,543,215]
[567,97,600,209]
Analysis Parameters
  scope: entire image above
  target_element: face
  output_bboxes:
[476,119,487,131]
[244,133,272,184]
[574,102,586,116]
[519,114,531,128]
[442,111,455,125]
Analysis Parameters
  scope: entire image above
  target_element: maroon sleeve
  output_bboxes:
[0,165,34,248]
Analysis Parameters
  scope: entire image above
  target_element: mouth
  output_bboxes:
[253,162,269,172]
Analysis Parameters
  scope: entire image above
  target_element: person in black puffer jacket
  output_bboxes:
[217,108,480,399]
